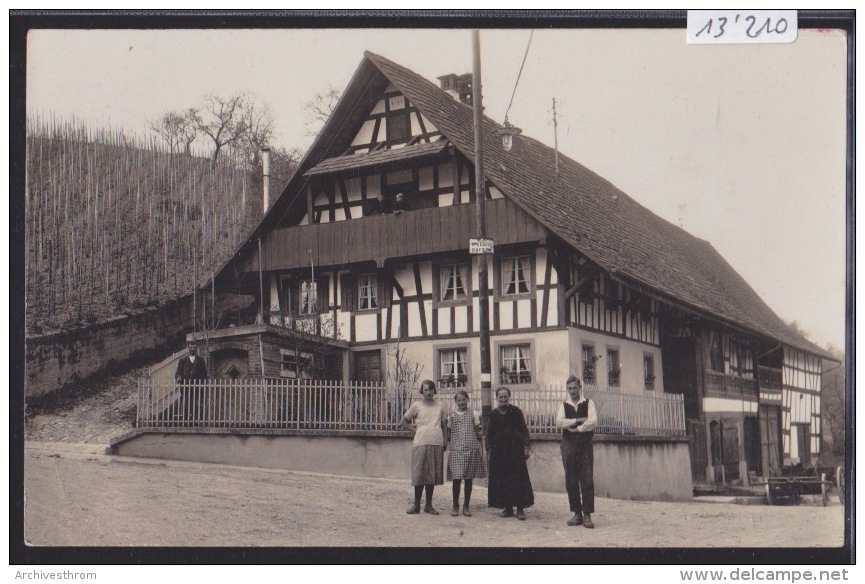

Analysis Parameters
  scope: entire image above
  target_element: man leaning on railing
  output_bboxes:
[175,341,208,424]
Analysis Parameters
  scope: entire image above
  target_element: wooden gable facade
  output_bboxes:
[208,52,834,486]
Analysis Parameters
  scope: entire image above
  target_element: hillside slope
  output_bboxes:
[25,366,147,444]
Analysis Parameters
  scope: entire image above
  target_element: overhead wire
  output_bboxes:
[504,30,534,122]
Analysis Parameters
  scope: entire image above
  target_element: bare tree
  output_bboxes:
[821,348,845,465]
[148,111,190,153]
[178,108,198,154]
[304,85,341,136]
[284,315,344,380]
[267,145,302,191]
[194,93,248,167]
[386,338,424,423]
[233,99,276,169]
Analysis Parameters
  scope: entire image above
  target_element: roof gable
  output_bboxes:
[363,51,829,358]
[215,50,828,359]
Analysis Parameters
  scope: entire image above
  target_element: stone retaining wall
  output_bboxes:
[112,429,693,501]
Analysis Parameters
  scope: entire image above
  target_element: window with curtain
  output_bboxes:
[582,344,596,385]
[299,280,318,315]
[607,348,620,387]
[730,340,752,378]
[501,255,531,295]
[438,348,468,387]
[357,274,378,310]
[440,263,468,302]
[500,344,532,384]
[643,354,655,391]
[709,332,723,373]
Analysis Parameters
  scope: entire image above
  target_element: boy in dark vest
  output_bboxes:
[556,374,598,528]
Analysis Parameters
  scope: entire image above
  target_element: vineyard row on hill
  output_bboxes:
[25,117,267,334]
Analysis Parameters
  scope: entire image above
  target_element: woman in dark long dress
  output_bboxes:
[486,386,534,520]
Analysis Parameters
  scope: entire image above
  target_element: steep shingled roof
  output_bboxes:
[304,139,448,176]
[362,51,830,358]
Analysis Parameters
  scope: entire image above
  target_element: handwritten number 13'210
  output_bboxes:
[696,15,789,39]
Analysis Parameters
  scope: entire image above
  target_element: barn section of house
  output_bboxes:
[141,51,834,492]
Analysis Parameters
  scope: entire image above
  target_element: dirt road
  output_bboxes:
[22,441,846,551]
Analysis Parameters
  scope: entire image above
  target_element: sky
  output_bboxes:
[24,25,849,350]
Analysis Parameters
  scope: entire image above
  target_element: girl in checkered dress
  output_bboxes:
[446,390,486,517]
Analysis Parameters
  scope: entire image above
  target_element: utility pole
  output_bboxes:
[472,30,493,430]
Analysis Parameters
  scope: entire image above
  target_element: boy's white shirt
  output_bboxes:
[555,395,598,432]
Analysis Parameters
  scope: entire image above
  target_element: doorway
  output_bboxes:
[354,350,382,383]
[760,405,782,475]
[743,416,760,474]
[793,423,811,467]
[709,419,740,483]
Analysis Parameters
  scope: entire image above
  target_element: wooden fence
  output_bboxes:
[138,379,686,437]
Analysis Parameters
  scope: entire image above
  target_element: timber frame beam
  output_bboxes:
[564,261,600,300]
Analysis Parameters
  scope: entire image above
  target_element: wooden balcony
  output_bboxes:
[705,370,758,397]
[246,197,549,273]
[757,365,783,404]
[757,365,783,391]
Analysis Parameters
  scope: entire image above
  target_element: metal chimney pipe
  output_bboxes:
[261,147,271,214]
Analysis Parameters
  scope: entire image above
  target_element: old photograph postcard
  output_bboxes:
[10,11,853,568]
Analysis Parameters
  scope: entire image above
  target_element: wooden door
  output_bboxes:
[744,416,760,473]
[795,423,811,466]
[355,350,382,383]
[722,423,740,481]
[760,405,781,476]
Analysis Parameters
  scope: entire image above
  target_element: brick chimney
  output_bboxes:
[437,73,473,105]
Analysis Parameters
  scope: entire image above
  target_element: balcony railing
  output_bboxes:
[757,365,783,391]
[137,379,686,437]
[705,370,758,396]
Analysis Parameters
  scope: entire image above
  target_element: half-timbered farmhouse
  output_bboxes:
[196,51,833,487]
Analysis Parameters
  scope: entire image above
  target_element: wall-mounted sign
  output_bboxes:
[469,238,494,255]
